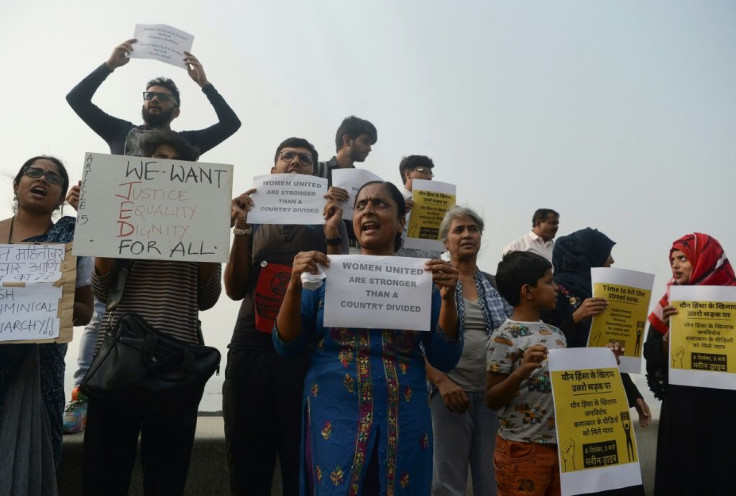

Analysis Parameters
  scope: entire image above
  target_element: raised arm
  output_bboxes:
[66,40,137,148]
[179,52,241,154]
[224,189,255,300]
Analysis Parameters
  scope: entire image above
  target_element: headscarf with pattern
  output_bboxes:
[648,232,736,334]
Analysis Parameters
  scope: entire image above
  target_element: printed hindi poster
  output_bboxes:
[590,268,654,374]
[331,168,382,220]
[130,24,194,69]
[73,153,232,262]
[247,174,328,225]
[549,348,643,496]
[404,179,456,252]
[669,285,736,390]
[0,243,77,343]
[322,255,432,331]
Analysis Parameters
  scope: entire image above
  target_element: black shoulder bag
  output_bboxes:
[81,260,221,426]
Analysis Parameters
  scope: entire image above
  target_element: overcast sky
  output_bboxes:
[2,1,734,409]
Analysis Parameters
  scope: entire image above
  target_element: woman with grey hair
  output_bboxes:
[427,205,510,496]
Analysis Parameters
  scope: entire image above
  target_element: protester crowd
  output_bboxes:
[0,38,734,496]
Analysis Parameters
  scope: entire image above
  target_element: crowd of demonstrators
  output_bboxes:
[8,32,734,496]
[274,181,462,495]
[222,138,346,496]
[0,157,94,494]
[644,233,736,496]
[425,206,510,496]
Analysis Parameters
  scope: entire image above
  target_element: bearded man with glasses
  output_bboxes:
[67,38,241,157]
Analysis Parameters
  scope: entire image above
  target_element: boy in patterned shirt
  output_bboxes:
[486,251,566,496]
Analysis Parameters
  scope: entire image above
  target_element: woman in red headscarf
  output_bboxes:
[644,232,736,496]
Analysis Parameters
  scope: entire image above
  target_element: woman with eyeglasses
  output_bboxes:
[0,156,94,493]
[644,233,736,496]
[274,180,462,495]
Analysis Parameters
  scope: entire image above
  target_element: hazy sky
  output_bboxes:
[2,1,734,409]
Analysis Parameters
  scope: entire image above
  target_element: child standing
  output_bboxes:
[486,251,565,496]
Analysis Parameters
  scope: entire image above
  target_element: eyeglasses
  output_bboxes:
[279,150,314,166]
[412,167,434,177]
[143,91,178,105]
[24,167,63,185]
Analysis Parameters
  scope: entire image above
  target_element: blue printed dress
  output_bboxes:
[274,282,462,496]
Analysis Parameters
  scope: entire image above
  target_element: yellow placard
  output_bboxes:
[590,283,651,356]
[551,367,637,473]
[670,300,736,373]
[406,189,456,242]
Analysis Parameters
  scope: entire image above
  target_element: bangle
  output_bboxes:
[325,236,342,246]
[233,226,252,236]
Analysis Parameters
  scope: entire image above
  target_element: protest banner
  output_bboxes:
[130,24,194,69]
[549,348,642,495]
[590,268,654,373]
[247,174,328,225]
[73,153,232,262]
[323,255,432,331]
[331,168,382,220]
[404,179,456,251]
[0,243,76,343]
[669,285,736,390]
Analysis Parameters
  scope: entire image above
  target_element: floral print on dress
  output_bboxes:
[421,432,429,449]
[330,466,344,486]
[321,421,333,440]
[403,386,412,402]
[343,373,355,393]
[399,471,410,489]
[311,380,319,397]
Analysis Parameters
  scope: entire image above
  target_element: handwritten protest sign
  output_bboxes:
[323,255,432,331]
[549,348,642,496]
[0,243,76,343]
[130,24,194,69]
[404,179,456,251]
[331,168,382,220]
[73,153,232,262]
[590,268,654,374]
[247,174,327,225]
[669,286,736,390]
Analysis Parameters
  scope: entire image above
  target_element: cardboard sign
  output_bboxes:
[73,153,232,262]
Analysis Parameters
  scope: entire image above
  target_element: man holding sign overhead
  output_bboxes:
[274,180,462,495]
[67,36,241,156]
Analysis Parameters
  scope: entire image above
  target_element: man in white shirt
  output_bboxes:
[502,209,559,264]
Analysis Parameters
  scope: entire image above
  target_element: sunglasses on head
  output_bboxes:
[24,167,63,185]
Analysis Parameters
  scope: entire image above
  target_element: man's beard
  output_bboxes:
[141,106,176,127]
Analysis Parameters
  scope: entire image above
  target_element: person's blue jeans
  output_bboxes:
[72,298,105,386]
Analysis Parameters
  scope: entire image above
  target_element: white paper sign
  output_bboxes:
[247,174,328,225]
[669,285,736,390]
[549,348,643,496]
[323,255,432,331]
[331,168,382,220]
[131,24,194,69]
[0,244,68,342]
[404,179,456,252]
[590,268,655,374]
[73,153,232,262]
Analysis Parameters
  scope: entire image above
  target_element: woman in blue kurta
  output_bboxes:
[274,181,462,496]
